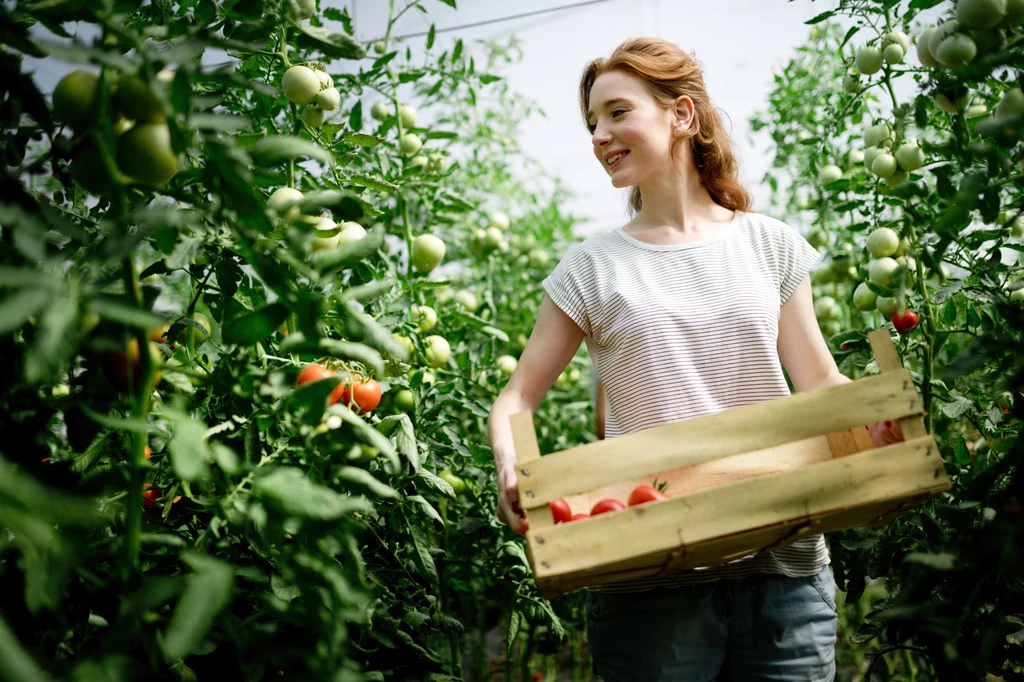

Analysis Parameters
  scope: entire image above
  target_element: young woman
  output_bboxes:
[487,37,903,681]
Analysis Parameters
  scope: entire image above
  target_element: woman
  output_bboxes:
[487,37,902,681]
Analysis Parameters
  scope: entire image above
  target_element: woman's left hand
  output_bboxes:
[867,420,904,447]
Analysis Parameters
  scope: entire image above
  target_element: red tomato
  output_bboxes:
[549,498,572,524]
[142,483,160,510]
[532,674,543,681]
[144,446,152,459]
[297,363,334,387]
[335,378,382,412]
[570,513,590,522]
[627,485,669,506]
[590,499,625,516]
[891,310,919,335]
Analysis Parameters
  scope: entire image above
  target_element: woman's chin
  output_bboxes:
[609,174,631,189]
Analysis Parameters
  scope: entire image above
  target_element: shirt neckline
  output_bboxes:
[613,211,743,252]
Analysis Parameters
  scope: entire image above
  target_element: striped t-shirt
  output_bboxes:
[542,210,827,593]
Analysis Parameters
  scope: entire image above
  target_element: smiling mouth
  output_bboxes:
[607,150,629,168]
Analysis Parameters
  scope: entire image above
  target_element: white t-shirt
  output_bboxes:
[542,210,829,592]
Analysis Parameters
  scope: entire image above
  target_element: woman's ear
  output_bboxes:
[673,95,695,134]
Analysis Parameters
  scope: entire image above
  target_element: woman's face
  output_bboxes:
[587,70,683,189]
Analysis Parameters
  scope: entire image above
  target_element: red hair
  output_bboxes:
[578,37,751,215]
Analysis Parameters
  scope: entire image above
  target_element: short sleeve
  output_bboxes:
[542,248,593,337]
[770,221,823,306]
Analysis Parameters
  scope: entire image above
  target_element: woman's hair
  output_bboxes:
[578,37,751,216]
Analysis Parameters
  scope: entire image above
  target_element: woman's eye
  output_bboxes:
[612,109,625,117]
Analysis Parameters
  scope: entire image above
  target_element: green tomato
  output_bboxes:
[114,75,165,124]
[424,335,451,368]
[863,147,884,171]
[847,149,864,167]
[316,87,341,111]
[1007,0,1024,24]
[916,27,940,67]
[876,296,899,317]
[866,227,900,258]
[869,257,900,287]
[302,105,326,127]
[855,46,884,75]
[885,169,909,187]
[928,20,961,59]
[818,164,843,185]
[883,43,905,64]
[870,153,897,178]
[399,133,423,157]
[177,312,212,346]
[337,221,367,245]
[489,211,510,231]
[69,140,119,197]
[411,305,438,332]
[454,290,479,312]
[395,389,415,412]
[956,0,1008,29]
[495,355,518,376]
[843,72,861,94]
[411,234,446,272]
[514,333,529,352]
[935,33,978,66]
[814,296,840,321]
[118,122,179,187]
[53,70,100,131]
[483,226,506,250]
[290,0,315,19]
[373,40,387,54]
[894,141,925,172]
[398,104,417,128]
[883,30,911,52]
[439,470,466,494]
[996,88,1024,120]
[864,122,893,148]
[267,187,304,221]
[853,282,878,311]
[282,65,321,105]
[527,248,550,269]
[371,101,389,121]
[409,154,429,169]
[393,333,415,355]
[1011,288,1024,302]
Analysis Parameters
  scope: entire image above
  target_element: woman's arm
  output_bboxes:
[778,275,903,446]
[488,296,585,533]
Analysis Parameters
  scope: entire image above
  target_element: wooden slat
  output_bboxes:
[510,411,555,534]
[868,329,929,440]
[535,492,939,597]
[516,370,922,508]
[529,436,946,578]
[826,430,860,458]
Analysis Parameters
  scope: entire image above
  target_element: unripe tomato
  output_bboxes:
[928,20,961,59]
[489,211,510,231]
[393,333,415,355]
[454,290,479,312]
[870,153,897,179]
[864,122,893,148]
[337,221,367,245]
[303,105,326,127]
[394,388,415,411]
[53,70,100,131]
[282,65,321,105]
[995,88,1024,120]
[814,296,840,321]
[439,470,466,494]
[315,70,333,89]
[883,30,910,52]
[853,282,878,311]
[398,104,417,128]
[935,33,978,66]
[483,226,506,250]
[371,102,389,121]
[149,322,171,344]
[527,248,550,269]
[550,498,572,524]
[495,355,518,376]
[114,75,165,123]
[894,142,925,172]
[876,296,899,317]
[399,133,423,157]
[1010,288,1024,302]
[916,27,939,67]
[866,227,900,258]
[373,40,387,54]
[316,87,341,111]
[957,0,1008,29]
[411,305,438,332]
[267,187,304,221]
[590,499,625,516]
[818,164,843,185]
[869,257,900,287]
[411,234,446,272]
[883,43,905,64]
[424,335,451,368]
[409,155,430,169]
[885,169,909,188]
[118,122,179,187]
[177,312,212,347]
[855,46,884,75]
[291,0,316,20]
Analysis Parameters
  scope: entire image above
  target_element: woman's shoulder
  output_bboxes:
[737,210,798,234]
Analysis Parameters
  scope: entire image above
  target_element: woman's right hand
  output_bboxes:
[496,461,529,535]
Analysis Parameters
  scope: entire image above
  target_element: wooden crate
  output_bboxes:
[510,329,952,599]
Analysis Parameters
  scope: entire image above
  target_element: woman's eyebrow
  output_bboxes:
[587,98,630,119]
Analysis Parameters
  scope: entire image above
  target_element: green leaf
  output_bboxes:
[333,404,400,470]
[417,469,454,497]
[0,456,97,527]
[222,303,288,345]
[349,173,399,192]
[903,551,957,570]
[342,132,386,148]
[0,266,50,288]
[25,285,77,385]
[292,22,367,59]
[319,340,384,376]
[407,494,443,527]
[79,405,151,434]
[805,10,834,24]
[376,414,420,471]
[909,0,944,8]
[87,297,165,330]
[436,0,456,7]
[505,609,521,657]
[409,526,438,586]
[336,467,399,499]
[342,298,410,361]
[189,114,252,131]
[161,553,234,660]
[939,396,972,419]
[167,407,211,482]
[0,614,49,682]
[245,136,334,167]
[347,99,362,131]
[310,225,385,271]
[426,23,436,49]
[254,467,373,520]
[338,279,394,303]
[0,287,49,335]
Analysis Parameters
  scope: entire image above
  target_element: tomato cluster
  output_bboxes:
[296,363,382,413]
[548,484,669,524]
